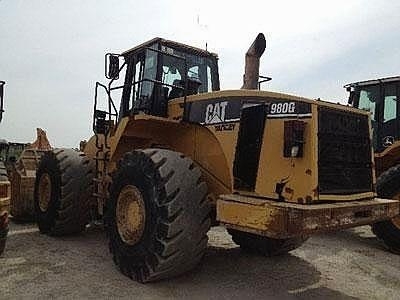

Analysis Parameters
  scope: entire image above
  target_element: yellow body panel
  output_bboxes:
[86,89,386,236]
[217,194,398,238]
[255,109,317,203]
[374,140,400,176]
[87,89,373,203]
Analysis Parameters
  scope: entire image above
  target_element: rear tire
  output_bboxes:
[228,229,308,256]
[371,164,400,253]
[34,149,94,236]
[107,149,211,282]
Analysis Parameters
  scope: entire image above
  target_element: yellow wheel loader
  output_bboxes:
[346,76,400,253]
[34,34,398,282]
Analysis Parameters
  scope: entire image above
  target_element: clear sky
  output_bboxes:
[0,0,399,147]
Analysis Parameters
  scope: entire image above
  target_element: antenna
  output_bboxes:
[196,14,209,51]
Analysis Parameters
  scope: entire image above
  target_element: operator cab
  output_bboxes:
[0,141,29,165]
[346,76,400,152]
[101,37,220,123]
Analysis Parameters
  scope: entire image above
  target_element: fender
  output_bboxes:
[375,141,400,176]
[85,115,232,202]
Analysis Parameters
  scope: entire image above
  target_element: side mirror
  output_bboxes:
[105,54,120,79]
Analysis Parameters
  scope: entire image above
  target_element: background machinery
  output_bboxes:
[34,34,398,282]
[346,76,400,253]
[0,141,30,172]
[9,128,51,221]
[0,129,52,221]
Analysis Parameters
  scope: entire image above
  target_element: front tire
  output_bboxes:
[107,149,211,282]
[34,149,94,236]
[228,229,308,256]
[372,164,400,253]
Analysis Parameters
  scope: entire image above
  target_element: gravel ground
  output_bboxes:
[1,222,400,300]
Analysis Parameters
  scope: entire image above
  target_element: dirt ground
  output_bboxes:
[1,222,400,300]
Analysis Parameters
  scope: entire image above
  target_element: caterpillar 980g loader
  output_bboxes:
[346,76,400,253]
[34,34,399,282]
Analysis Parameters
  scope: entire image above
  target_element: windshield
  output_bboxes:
[118,42,219,118]
[161,47,218,95]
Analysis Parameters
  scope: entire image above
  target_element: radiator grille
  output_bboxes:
[318,107,373,195]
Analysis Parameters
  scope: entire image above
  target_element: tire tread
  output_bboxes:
[372,164,400,254]
[34,148,94,236]
[108,148,211,282]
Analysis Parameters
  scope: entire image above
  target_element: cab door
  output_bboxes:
[381,82,399,150]
[357,84,381,151]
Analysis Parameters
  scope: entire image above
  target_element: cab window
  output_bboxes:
[161,52,186,99]
[162,66,182,87]
[160,49,218,95]
[207,66,213,93]
[383,84,397,123]
[140,49,157,99]
[129,48,158,111]
[358,85,379,121]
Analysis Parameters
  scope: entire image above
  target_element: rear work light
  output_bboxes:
[283,120,306,158]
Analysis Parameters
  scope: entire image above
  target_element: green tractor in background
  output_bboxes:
[346,76,400,253]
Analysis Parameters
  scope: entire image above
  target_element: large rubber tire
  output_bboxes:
[107,149,211,283]
[372,164,400,254]
[34,148,95,236]
[228,229,308,256]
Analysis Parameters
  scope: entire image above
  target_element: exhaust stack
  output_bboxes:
[241,33,266,90]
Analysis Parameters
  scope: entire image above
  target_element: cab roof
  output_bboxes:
[122,37,218,59]
[344,75,400,88]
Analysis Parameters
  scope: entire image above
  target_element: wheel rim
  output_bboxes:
[38,173,52,212]
[116,185,146,245]
[391,192,400,229]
